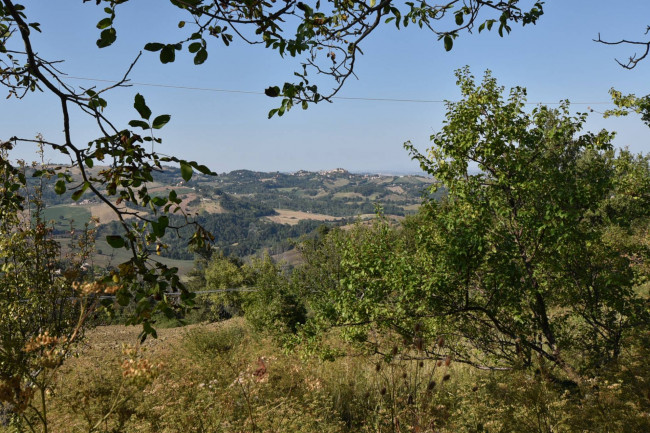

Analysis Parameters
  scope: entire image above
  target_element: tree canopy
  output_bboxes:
[295,69,650,380]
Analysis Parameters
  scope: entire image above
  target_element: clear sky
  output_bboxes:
[2,0,650,173]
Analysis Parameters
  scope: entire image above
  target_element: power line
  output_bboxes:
[67,76,262,95]
[65,75,613,106]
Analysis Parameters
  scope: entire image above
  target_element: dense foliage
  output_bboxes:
[238,71,650,386]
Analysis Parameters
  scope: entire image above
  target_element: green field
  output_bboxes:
[41,205,93,231]
[94,239,195,277]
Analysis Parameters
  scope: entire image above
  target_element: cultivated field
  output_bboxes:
[266,209,345,225]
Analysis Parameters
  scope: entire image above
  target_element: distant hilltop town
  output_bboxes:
[317,168,349,176]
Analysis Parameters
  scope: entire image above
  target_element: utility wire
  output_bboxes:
[65,75,612,106]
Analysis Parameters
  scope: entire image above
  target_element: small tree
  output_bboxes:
[309,69,649,381]
[404,69,650,379]
[0,144,109,432]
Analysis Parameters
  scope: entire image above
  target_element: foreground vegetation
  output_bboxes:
[18,318,649,433]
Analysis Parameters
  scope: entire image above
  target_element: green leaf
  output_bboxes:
[106,235,125,249]
[180,161,193,182]
[134,93,152,120]
[72,181,90,201]
[160,45,176,63]
[455,12,464,26]
[188,42,202,53]
[152,114,171,129]
[265,86,281,97]
[96,17,112,29]
[71,188,84,201]
[158,215,169,229]
[144,42,164,52]
[444,35,453,51]
[151,215,170,237]
[191,163,216,176]
[54,179,66,195]
[129,119,150,129]
[152,196,168,206]
[194,48,208,65]
[88,97,108,110]
[96,28,116,48]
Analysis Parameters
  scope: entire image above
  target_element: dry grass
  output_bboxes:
[271,248,304,266]
[386,185,406,194]
[89,203,125,224]
[402,203,421,212]
[25,319,650,433]
[266,209,344,225]
[74,322,224,359]
[198,198,225,214]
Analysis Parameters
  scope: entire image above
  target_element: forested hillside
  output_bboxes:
[34,166,434,262]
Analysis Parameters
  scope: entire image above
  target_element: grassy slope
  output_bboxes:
[36,319,650,433]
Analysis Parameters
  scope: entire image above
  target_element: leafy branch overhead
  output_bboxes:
[89,0,545,117]
[0,0,218,336]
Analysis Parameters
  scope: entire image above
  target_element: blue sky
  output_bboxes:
[3,0,650,173]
